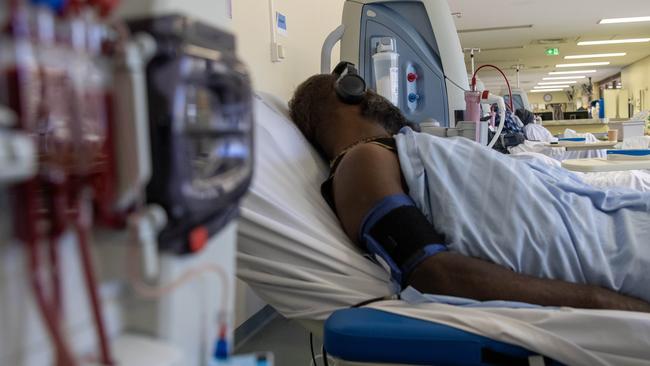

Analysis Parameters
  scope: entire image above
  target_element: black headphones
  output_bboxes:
[332,61,366,105]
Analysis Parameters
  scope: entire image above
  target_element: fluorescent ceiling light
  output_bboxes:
[564,53,626,59]
[530,89,563,93]
[556,62,610,68]
[534,84,571,88]
[538,81,577,85]
[599,16,650,24]
[458,24,533,34]
[549,70,597,75]
[578,38,650,46]
[534,85,570,89]
[543,76,586,80]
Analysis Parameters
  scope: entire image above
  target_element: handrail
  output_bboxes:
[321,25,346,74]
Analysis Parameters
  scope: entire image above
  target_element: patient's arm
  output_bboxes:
[410,252,650,312]
[333,143,650,313]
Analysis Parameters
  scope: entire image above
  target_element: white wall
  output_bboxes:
[119,0,345,104]
[603,89,630,119]
[232,0,345,101]
[528,91,571,106]
[622,55,650,113]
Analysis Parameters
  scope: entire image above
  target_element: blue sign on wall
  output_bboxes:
[276,12,287,35]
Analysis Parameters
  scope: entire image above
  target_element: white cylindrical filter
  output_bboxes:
[372,37,399,106]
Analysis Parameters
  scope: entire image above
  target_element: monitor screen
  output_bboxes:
[503,94,525,111]
[563,111,589,120]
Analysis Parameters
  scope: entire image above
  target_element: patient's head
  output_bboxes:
[289,74,411,160]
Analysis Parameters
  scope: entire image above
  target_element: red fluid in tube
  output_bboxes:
[93,91,126,227]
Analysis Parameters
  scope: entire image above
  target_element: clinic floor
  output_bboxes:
[235,311,322,365]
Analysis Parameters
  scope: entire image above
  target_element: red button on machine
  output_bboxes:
[407,73,418,82]
[189,226,209,252]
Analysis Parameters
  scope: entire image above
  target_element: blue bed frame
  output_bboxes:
[324,308,564,366]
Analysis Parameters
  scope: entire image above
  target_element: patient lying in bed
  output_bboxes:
[288,73,650,313]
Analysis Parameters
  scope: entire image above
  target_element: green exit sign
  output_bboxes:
[545,48,560,56]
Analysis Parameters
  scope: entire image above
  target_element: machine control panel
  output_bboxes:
[358,2,450,126]
[406,63,419,113]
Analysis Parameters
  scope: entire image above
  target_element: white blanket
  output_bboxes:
[237,95,650,365]
[395,128,650,302]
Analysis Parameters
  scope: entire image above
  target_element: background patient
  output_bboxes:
[289,73,650,313]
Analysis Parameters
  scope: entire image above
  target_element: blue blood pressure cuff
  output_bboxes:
[359,194,448,287]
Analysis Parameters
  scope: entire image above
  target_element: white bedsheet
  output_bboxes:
[368,301,650,366]
[237,94,650,365]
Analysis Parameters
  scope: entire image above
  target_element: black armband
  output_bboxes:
[359,194,447,287]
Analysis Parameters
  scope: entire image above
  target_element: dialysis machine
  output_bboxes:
[125,15,255,365]
[322,0,469,128]
[127,15,254,255]
[0,1,254,365]
[322,0,508,146]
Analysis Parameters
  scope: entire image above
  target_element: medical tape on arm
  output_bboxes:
[359,194,447,287]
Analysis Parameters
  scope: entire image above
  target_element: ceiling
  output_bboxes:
[446,0,650,92]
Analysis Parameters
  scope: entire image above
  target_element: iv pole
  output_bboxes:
[463,48,481,74]
[512,64,523,88]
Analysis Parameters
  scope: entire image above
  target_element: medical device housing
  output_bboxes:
[128,15,254,254]
[338,0,468,127]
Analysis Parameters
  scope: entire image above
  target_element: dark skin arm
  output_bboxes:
[333,143,650,313]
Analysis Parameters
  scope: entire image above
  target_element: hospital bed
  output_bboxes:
[237,93,650,366]
[543,141,618,151]
[540,119,610,136]
[560,137,650,173]
[513,127,650,175]
[511,124,610,161]
[562,158,650,173]
[323,308,559,366]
